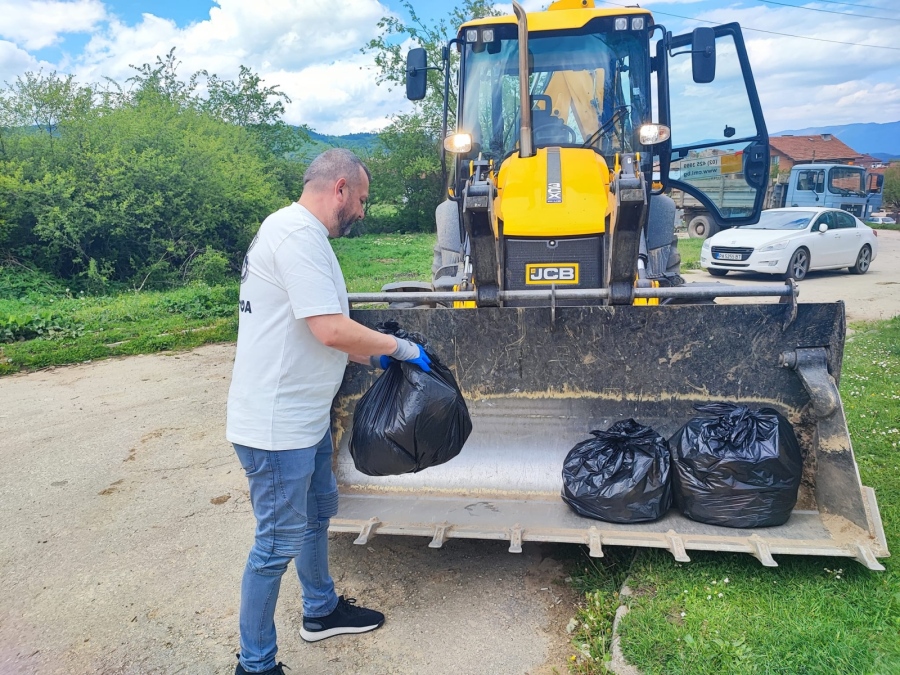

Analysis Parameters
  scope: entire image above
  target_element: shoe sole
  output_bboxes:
[300,621,384,643]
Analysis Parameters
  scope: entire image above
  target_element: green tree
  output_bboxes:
[0,56,303,288]
[362,1,498,232]
[202,64,309,157]
[364,0,498,129]
[883,164,900,213]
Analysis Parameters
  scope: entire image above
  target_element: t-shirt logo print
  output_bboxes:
[240,234,260,284]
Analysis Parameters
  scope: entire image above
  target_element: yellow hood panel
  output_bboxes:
[495,148,611,237]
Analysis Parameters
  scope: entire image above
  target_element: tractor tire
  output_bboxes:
[433,200,463,279]
[666,238,682,276]
[687,215,718,239]
[848,245,872,275]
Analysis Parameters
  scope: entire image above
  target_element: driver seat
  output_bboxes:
[531,95,570,145]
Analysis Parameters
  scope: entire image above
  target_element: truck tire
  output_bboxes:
[687,215,717,239]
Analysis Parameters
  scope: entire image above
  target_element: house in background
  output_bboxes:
[769,134,862,174]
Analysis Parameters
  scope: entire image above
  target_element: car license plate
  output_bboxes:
[715,252,743,261]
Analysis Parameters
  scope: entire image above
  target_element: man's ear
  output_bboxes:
[335,177,348,198]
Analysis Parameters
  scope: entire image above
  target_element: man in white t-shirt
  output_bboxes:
[226,149,430,675]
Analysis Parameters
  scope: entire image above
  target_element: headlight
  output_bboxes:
[443,133,473,154]
[702,239,711,250]
[758,240,789,253]
[638,124,671,145]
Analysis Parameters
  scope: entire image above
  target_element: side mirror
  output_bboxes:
[406,48,428,101]
[818,223,828,233]
[692,28,716,84]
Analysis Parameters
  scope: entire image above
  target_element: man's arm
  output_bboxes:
[306,314,431,372]
[305,314,397,357]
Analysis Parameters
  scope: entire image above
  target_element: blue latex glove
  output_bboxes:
[372,347,431,372]
[406,344,432,372]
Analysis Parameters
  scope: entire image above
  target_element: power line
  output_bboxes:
[595,0,900,51]
[805,0,892,9]
[756,0,899,22]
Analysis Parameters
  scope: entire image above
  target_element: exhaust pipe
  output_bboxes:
[513,1,533,158]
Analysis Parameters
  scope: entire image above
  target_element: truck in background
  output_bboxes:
[673,162,885,238]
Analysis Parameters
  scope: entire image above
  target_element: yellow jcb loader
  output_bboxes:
[329,0,888,570]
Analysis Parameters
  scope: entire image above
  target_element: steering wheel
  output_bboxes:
[533,120,578,145]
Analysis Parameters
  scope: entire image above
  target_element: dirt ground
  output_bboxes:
[1,230,898,675]
[0,348,581,675]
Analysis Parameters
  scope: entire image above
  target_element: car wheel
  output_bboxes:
[848,245,872,275]
[783,248,810,281]
[708,268,729,277]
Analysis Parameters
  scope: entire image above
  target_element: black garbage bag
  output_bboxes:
[669,403,803,528]
[349,322,472,476]
[561,419,672,523]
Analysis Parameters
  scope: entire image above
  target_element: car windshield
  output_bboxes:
[460,20,650,162]
[739,211,815,230]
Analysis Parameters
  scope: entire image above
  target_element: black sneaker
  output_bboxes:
[300,596,385,642]
[235,654,290,675]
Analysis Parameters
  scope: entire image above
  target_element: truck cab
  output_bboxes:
[783,163,884,220]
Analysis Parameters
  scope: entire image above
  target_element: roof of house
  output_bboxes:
[770,134,862,162]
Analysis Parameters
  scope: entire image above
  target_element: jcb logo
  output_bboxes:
[547,182,562,204]
[525,263,579,285]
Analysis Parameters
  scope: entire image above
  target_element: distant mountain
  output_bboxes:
[771,121,900,158]
[306,130,379,150]
[287,129,379,162]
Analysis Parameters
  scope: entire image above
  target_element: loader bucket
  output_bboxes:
[330,302,888,570]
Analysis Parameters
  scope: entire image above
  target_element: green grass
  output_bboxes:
[0,233,436,375]
[332,232,434,292]
[677,238,704,270]
[869,222,900,232]
[568,316,900,675]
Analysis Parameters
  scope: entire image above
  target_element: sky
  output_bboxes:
[0,0,897,135]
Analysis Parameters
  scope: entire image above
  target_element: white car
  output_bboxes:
[868,216,896,225]
[701,208,878,281]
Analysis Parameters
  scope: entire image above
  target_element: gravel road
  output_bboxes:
[1,229,897,675]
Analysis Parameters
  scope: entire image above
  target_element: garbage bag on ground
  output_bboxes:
[669,402,803,528]
[561,419,672,523]
[349,322,472,476]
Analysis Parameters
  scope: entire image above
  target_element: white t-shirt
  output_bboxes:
[226,203,349,450]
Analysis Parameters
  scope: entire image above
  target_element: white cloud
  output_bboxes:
[2,0,897,135]
[658,2,900,130]
[0,0,106,50]
[67,0,400,133]
[0,40,56,85]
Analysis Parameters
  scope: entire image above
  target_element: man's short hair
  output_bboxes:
[303,148,371,191]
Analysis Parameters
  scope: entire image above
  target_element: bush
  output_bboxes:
[186,248,232,286]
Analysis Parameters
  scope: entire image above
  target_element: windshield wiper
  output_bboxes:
[582,105,629,148]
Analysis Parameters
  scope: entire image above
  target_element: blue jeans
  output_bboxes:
[234,432,340,672]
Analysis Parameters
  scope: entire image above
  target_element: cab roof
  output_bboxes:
[460,0,652,33]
